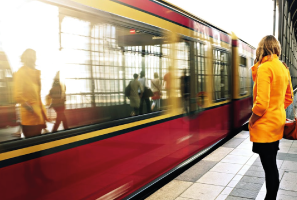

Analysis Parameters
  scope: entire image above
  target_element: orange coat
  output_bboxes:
[14,66,47,125]
[249,54,293,142]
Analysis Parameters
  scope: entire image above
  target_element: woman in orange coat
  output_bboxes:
[14,49,47,138]
[249,35,293,200]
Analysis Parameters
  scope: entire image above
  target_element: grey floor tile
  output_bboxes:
[277,152,288,160]
[235,182,263,191]
[276,194,297,200]
[278,152,297,162]
[190,160,218,172]
[248,166,264,172]
[281,161,297,171]
[280,171,297,182]
[175,160,217,182]
[278,189,297,197]
[277,152,297,162]
[252,160,262,167]
[288,147,297,154]
[240,176,265,184]
[244,170,265,178]
[229,188,259,199]
[203,147,234,162]
[175,172,204,183]
[222,138,245,148]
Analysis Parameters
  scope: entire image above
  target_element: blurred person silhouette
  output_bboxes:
[151,72,162,111]
[49,71,68,132]
[130,73,143,116]
[181,69,190,114]
[249,35,293,200]
[163,66,172,99]
[13,49,47,138]
[139,70,151,114]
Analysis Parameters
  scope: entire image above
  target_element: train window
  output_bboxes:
[160,44,171,99]
[91,24,123,106]
[61,17,93,109]
[144,45,161,91]
[239,56,248,95]
[213,49,229,101]
[0,0,178,142]
[240,56,247,66]
[195,42,206,94]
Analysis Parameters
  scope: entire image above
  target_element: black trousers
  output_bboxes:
[259,152,279,200]
[139,97,151,115]
[52,106,69,132]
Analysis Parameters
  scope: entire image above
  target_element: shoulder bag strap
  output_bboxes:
[287,69,295,117]
[151,80,160,91]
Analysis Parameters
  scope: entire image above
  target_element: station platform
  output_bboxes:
[146,131,297,200]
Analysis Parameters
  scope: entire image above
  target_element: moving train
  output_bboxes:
[0,0,254,199]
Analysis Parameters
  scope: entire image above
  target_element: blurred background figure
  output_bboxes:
[139,70,151,114]
[163,66,172,99]
[130,73,143,116]
[151,72,162,111]
[181,69,190,114]
[0,49,20,141]
[49,71,68,132]
[13,49,47,138]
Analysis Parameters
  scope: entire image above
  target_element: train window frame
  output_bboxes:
[212,47,231,102]
[194,40,207,100]
[239,55,248,96]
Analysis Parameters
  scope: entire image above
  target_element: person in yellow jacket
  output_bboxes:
[249,35,293,200]
[14,49,47,138]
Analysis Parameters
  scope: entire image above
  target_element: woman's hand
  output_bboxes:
[23,102,34,113]
[249,112,261,127]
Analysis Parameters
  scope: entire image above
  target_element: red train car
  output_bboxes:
[0,0,254,199]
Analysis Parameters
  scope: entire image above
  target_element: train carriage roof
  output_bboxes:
[156,0,255,49]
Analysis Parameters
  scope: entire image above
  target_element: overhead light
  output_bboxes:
[130,29,136,34]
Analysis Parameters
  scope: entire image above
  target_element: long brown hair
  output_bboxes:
[256,35,281,63]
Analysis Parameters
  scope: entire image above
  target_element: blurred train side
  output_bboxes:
[0,0,254,199]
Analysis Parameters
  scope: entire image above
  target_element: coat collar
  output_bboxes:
[251,54,278,81]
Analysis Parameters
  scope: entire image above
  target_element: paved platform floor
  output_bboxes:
[146,131,297,200]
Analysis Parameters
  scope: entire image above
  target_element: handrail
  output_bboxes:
[294,88,297,93]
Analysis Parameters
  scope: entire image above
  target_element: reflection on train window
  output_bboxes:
[124,46,142,105]
[145,45,161,89]
[92,24,123,106]
[61,17,92,109]
[0,1,199,142]
[213,49,229,101]
[161,44,171,98]
[239,56,248,95]
[175,42,190,97]
[194,42,206,94]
